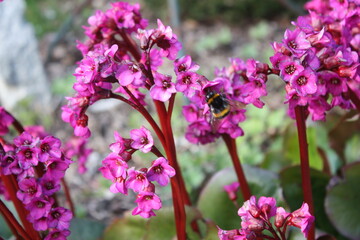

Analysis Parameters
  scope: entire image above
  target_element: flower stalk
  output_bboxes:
[294,106,315,240]
[222,134,251,201]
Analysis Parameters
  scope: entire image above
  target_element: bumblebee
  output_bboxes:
[205,90,231,119]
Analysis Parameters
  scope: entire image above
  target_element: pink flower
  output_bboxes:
[147,157,175,186]
[17,178,42,204]
[48,207,73,230]
[26,197,53,220]
[126,168,149,192]
[44,229,71,240]
[217,226,240,240]
[102,153,128,178]
[39,175,61,196]
[17,146,40,170]
[132,191,162,218]
[290,68,317,96]
[39,136,62,163]
[288,203,315,238]
[283,28,311,57]
[224,182,240,201]
[175,72,201,97]
[115,62,145,86]
[130,126,153,153]
[174,55,200,74]
[149,72,176,102]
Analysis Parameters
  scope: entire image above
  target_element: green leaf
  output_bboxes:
[102,212,147,240]
[283,126,323,170]
[279,166,339,236]
[325,162,360,239]
[69,218,106,240]
[197,165,279,230]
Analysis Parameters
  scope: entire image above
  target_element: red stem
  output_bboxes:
[61,178,75,215]
[0,199,31,240]
[222,134,251,201]
[294,106,315,240]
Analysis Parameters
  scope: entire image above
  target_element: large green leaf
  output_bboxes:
[102,212,147,240]
[279,166,339,236]
[197,165,279,230]
[325,162,360,240]
[69,218,106,240]
[283,126,323,170]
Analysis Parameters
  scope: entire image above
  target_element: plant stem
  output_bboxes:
[61,178,75,216]
[222,134,251,201]
[0,199,31,240]
[294,106,315,240]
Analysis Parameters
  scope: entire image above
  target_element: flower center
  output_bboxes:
[52,211,61,219]
[24,149,33,159]
[285,65,296,75]
[331,78,340,85]
[36,201,45,208]
[178,64,187,72]
[153,165,164,174]
[41,143,50,153]
[45,182,54,190]
[162,80,171,89]
[182,75,191,84]
[297,76,307,86]
[288,40,297,49]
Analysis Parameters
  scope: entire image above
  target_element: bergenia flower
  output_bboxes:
[0,107,14,135]
[288,203,315,238]
[130,126,154,153]
[149,72,176,102]
[132,191,162,218]
[146,157,175,186]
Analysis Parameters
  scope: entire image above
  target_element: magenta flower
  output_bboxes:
[48,207,73,230]
[175,71,201,97]
[279,60,305,82]
[274,207,290,228]
[174,55,200,74]
[32,217,48,231]
[102,153,128,178]
[0,107,14,135]
[147,157,175,186]
[224,182,240,201]
[0,151,22,175]
[288,203,315,238]
[45,158,71,180]
[132,191,162,218]
[217,227,240,240]
[44,229,71,240]
[130,126,154,153]
[39,175,61,196]
[109,131,131,154]
[149,72,176,102]
[17,146,40,170]
[115,62,145,86]
[126,168,149,192]
[13,131,39,147]
[290,68,317,96]
[26,197,53,220]
[39,136,62,163]
[151,19,182,60]
[16,178,42,204]
[109,177,128,195]
[283,28,311,57]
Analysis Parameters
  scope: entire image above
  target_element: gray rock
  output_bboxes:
[0,0,50,110]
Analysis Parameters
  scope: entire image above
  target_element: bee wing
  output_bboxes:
[228,100,246,111]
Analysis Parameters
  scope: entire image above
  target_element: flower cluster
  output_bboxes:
[0,130,72,238]
[62,2,184,140]
[99,126,175,218]
[181,57,269,144]
[270,0,360,120]
[218,195,315,240]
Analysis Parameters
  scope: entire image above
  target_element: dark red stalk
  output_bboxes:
[294,106,315,240]
[222,134,251,201]
[109,92,166,146]
[61,178,75,215]
[0,199,30,240]
[348,87,360,113]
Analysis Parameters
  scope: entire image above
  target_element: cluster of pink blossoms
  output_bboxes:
[99,126,175,218]
[181,57,268,144]
[270,0,360,120]
[218,195,315,240]
[62,1,183,140]
[0,126,73,239]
